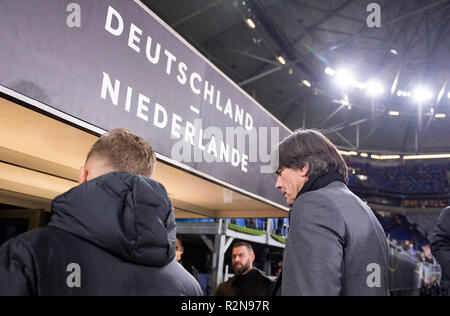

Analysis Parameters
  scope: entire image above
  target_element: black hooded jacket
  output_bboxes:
[0,172,203,296]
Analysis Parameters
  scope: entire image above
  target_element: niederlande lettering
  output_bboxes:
[104,5,254,132]
[100,71,250,173]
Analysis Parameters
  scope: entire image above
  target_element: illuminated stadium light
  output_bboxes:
[245,18,256,29]
[302,80,312,88]
[336,95,352,110]
[357,175,368,181]
[435,114,446,118]
[360,153,368,158]
[353,81,367,90]
[389,111,400,116]
[335,68,355,88]
[390,49,399,55]
[324,67,336,76]
[339,150,358,156]
[448,92,450,99]
[277,56,286,65]
[366,80,384,96]
[412,86,433,103]
[403,154,450,160]
[371,154,401,160]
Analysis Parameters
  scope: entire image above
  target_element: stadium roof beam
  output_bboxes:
[356,124,360,148]
[323,104,347,124]
[315,28,383,41]
[280,100,307,124]
[170,0,225,28]
[354,8,430,63]
[201,0,280,47]
[238,66,283,87]
[404,11,430,53]
[290,1,365,25]
[202,23,243,49]
[425,17,450,71]
[294,0,359,43]
[277,1,328,50]
[305,107,358,150]
[272,91,310,114]
[360,115,387,148]
[166,26,247,84]
[323,2,391,53]
[238,57,303,87]
[417,115,437,152]
[324,118,369,135]
[335,132,357,150]
[242,0,317,81]
[384,0,450,28]
[402,5,450,56]
[402,121,414,152]
[226,48,281,66]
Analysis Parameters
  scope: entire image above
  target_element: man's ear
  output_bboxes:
[78,166,88,185]
[298,163,309,177]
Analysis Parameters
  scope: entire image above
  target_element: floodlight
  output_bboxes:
[366,80,384,96]
[353,81,367,90]
[335,68,355,88]
[390,49,399,55]
[302,80,312,88]
[412,87,433,103]
[277,56,286,65]
[324,67,335,76]
[245,18,256,29]
[404,154,450,160]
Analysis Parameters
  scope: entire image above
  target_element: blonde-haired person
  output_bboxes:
[0,129,202,296]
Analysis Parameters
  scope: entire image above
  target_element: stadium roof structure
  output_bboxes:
[142,0,450,156]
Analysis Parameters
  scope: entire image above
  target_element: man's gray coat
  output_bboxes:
[282,181,389,296]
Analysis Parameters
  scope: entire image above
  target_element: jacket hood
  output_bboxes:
[50,172,176,267]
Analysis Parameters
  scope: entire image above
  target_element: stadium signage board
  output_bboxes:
[0,0,290,207]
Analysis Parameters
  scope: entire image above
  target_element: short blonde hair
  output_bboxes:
[86,128,156,177]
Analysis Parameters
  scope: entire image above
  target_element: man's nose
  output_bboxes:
[275,176,282,190]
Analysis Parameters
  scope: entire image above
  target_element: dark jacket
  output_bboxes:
[0,172,203,296]
[215,268,274,296]
[282,181,389,296]
[431,206,450,296]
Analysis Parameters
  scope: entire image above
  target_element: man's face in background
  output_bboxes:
[175,238,184,262]
[231,245,255,276]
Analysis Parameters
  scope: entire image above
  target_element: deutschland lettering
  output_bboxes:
[104,5,254,132]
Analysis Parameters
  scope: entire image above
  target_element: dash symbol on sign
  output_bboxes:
[190,105,200,115]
